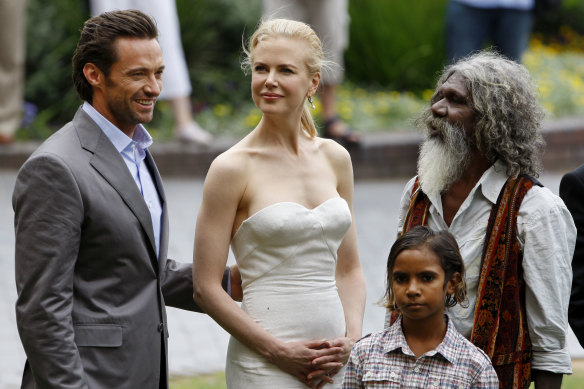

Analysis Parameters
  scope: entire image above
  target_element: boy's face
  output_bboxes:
[391,246,456,323]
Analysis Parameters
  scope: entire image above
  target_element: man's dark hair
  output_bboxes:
[72,9,158,103]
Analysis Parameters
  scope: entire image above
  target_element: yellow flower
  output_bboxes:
[244,109,261,128]
[338,102,353,121]
[543,102,555,116]
[538,85,551,98]
[355,88,367,97]
[362,101,376,115]
[422,89,434,102]
[213,104,230,117]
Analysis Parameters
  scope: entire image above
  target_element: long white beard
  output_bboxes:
[417,120,471,197]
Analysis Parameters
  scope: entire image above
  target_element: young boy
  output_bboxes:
[342,226,498,388]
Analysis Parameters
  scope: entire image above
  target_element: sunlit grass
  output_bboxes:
[170,372,226,389]
[171,361,584,388]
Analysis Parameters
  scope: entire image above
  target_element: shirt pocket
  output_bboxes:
[431,373,472,389]
[361,367,401,388]
[74,324,123,347]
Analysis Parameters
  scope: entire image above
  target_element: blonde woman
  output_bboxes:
[192,19,366,388]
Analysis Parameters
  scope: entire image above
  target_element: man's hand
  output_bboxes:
[229,264,242,302]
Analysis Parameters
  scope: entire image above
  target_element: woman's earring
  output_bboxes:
[307,96,316,110]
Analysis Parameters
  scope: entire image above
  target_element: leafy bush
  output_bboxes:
[24,0,89,138]
[22,0,261,137]
[534,0,584,39]
[20,0,584,140]
[150,0,262,137]
[345,0,448,92]
[176,0,261,108]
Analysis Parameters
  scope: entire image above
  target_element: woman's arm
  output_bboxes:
[310,143,366,383]
[192,152,340,383]
[335,146,366,342]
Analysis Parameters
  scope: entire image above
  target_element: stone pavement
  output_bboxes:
[1,167,583,388]
[2,116,584,179]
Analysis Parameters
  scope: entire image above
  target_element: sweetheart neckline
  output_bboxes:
[232,197,348,241]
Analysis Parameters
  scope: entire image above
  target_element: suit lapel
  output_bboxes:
[74,108,159,267]
[145,150,169,269]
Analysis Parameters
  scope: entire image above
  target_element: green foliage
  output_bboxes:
[19,0,584,141]
[22,0,261,137]
[151,0,262,137]
[346,0,448,92]
[523,45,584,118]
[534,0,584,37]
[176,0,261,108]
[24,0,89,133]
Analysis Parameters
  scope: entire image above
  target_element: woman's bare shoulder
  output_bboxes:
[315,137,352,169]
[206,144,253,183]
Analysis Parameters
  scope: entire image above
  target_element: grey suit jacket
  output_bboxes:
[13,108,225,389]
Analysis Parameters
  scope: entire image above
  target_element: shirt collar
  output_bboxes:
[82,101,153,153]
[428,315,460,365]
[425,160,509,208]
[477,160,509,204]
[383,315,458,365]
[383,315,411,355]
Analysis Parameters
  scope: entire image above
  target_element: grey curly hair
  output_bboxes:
[437,51,546,177]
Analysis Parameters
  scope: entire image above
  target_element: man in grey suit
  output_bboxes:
[13,10,237,388]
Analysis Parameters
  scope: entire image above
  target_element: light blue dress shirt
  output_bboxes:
[82,102,162,259]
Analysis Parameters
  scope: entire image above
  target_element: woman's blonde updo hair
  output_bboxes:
[242,18,327,138]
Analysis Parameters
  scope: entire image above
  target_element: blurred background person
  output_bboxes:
[560,165,584,348]
[0,0,27,144]
[262,0,360,148]
[445,0,535,62]
[90,0,213,145]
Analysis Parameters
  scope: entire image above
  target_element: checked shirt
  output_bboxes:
[342,316,498,388]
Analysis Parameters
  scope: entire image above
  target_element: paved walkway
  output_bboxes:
[1,169,582,388]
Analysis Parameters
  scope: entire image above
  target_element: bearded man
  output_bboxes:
[388,52,576,389]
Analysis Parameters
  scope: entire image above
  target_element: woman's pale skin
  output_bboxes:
[192,36,366,388]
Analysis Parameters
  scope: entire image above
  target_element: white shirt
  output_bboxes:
[395,161,576,373]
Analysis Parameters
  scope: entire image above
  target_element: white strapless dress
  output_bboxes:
[226,197,352,388]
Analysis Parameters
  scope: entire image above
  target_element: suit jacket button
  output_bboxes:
[158,323,164,332]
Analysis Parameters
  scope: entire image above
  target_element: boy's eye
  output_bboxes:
[421,274,435,282]
[393,274,406,283]
[280,68,293,74]
[254,65,266,72]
